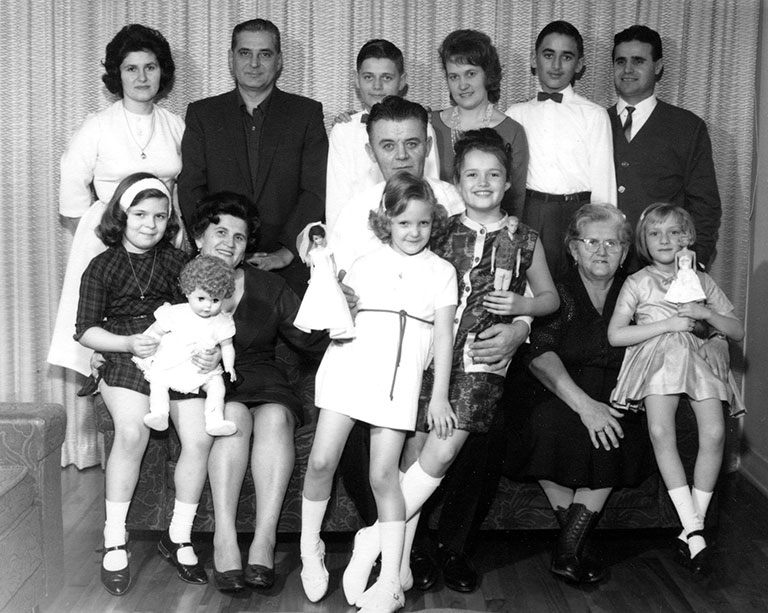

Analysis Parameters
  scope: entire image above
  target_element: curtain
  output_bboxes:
[0,0,757,468]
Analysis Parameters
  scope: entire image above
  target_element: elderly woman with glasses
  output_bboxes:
[510,204,652,584]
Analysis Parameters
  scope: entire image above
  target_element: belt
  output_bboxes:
[526,189,591,203]
[357,308,433,400]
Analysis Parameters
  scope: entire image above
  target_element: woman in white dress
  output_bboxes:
[48,24,185,376]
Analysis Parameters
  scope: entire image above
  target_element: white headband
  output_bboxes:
[119,178,171,211]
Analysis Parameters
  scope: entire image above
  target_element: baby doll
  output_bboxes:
[294,222,355,339]
[134,255,238,437]
[665,243,706,303]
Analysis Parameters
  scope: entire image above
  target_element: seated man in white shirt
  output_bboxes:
[325,40,439,231]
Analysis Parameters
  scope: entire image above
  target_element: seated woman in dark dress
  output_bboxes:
[191,192,327,593]
[512,204,652,584]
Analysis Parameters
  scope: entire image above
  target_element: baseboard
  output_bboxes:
[740,448,768,498]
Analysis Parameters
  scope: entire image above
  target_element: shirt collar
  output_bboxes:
[460,211,510,233]
[617,94,657,116]
[237,88,274,116]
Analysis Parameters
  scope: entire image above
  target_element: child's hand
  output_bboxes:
[427,399,458,440]
[676,302,710,321]
[483,290,523,316]
[333,110,355,124]
[127,334,160,358]
[666,314,696,333]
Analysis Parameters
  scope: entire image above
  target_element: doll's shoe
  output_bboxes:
[343,527,379,605]
[357,579,405,612]
[205,417,237,437]
[300,539,329,602]
[101,544,131,596]
[144,411,169,431]
[158,531,208,584]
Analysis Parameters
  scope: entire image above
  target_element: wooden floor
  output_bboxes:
[41,467,768,613]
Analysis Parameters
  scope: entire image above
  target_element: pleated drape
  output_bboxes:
[0,0,757,467]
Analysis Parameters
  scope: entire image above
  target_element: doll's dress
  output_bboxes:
[133,303,235,394]
[610,266,744,416]
[294,245,355,339]
[664,265,706,303]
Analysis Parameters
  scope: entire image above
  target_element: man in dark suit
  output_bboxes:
[609,25,721,270]
[178,18,328,295]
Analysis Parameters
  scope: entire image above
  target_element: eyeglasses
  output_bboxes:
[574,238,624,253]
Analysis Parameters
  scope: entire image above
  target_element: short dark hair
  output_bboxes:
[308,224,326,240]
[179,255,236,299]
[232,19,281,53]
[368,172,449,243]
[613,25,663,61]
[356,39,404,74]
[191,191,260,253]
[635,202,697,264]
[97,172,178,247]
[102,24,175,98]
[438,29,503,104]
[366,95,428,137]
[452,128,511,185]
[535,20,584,57]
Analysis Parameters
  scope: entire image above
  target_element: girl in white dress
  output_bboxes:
[299,173,458,612]
[48,24,185,376]
[608,203,744,574]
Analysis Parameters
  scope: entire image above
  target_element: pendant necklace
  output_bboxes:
[125,248,158,300]
[123,104,156,160]
[450,102,494,148]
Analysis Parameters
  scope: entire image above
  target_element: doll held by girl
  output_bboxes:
[133,255,238,437]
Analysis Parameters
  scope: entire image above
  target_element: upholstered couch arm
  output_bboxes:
[0,403,67,467]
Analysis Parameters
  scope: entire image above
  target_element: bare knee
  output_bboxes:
[698,421,725,453]
[253,404,295,441]
[647,421,675,449]
[369,463,400,499]
[113,423,149,457]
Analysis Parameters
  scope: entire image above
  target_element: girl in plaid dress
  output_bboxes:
[75,173,210,595]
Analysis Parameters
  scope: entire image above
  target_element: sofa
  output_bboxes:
[0,402,66,613]
[94,342,715,535]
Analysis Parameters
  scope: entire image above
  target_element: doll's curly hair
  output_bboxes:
[368,171,449,244]
[179,255,235,299]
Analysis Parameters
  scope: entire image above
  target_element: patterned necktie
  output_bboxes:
[624,106,635,142]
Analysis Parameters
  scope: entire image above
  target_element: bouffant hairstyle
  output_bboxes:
[357,38,405,74]
[102,24,175,97]
[366,95,428,138]
[565,203,633,249]
[452,128,511,185]
[439,29,503,104]
[97,172,178,247]
[635,203,697,264]
[368,171,449,244]
[191,191,260,254]
[179,255,236,299]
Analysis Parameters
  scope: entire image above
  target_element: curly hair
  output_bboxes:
[97,172,178,247]
[179,255,236,299]
[635,202,697,264]
[439,29,503,104]
[565,203,633,248]
[102,24,175,98]
[191,191,260,254]
[368,172,449,244]
[452,128,511,185]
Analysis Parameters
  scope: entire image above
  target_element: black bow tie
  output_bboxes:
[360,113,369,124]
[537,91,563,103]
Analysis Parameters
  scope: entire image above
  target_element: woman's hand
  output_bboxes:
[427,398,458,440]
[127,334,160,358]
[483,290,524,316]
[248,247,294,271]
[698,335,730,379]
[192,346,222,374]
[577,400,625,450]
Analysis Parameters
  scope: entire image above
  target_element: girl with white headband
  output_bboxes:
[75,172,211,595]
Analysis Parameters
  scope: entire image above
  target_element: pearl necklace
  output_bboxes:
[122,104,156,160]
[450,102,494,147]
[125,247,158,300]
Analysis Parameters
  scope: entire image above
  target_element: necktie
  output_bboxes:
[624,106,635,142]
[537,91,563,103]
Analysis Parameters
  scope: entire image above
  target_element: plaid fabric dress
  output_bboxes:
[75,241,186,394]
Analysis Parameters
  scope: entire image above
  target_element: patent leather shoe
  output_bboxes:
[686,530,711,576]
[101,544,131,596]
[410,548,437,591]
[244,563,275,589]
[213,565,245,593]
[441,548,478,593]
[158,531,208,584]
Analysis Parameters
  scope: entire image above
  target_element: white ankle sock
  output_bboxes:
[103,500,130,571]
[169,500,198,565]
[301,495,329,554]
[668,486,705,557]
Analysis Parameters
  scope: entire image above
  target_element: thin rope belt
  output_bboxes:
[357,308,433,400]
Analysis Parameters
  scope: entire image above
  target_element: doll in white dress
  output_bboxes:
[665,244,706,303]
[294,222,355,339]
[134,256,238,437]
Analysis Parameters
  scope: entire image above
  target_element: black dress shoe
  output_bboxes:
[441,548,478,593]
[686,530,711,576]
[244,563,275,589]
[213,565,246,593]
[673,538,690,568]
[101,544,131,596]
[158,531,208,584]
[410,548,437,591]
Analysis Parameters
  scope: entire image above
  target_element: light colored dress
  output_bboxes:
[314,245,457,430]
[293,244,355,339]
[48,101,185,375]
[132,303,236,394]
[610,266,745,416]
